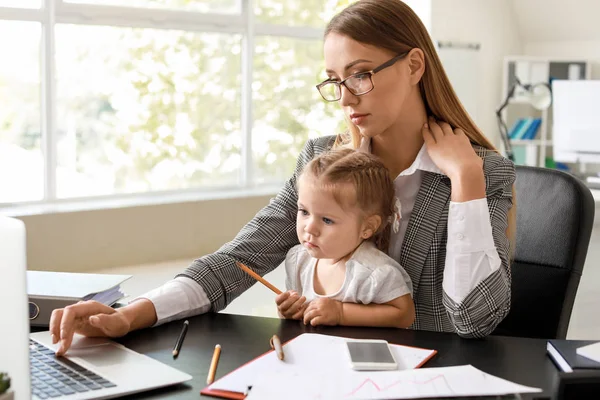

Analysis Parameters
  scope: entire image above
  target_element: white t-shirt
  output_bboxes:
[283,241,413,305]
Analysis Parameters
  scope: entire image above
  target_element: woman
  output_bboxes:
[51,0,515,355]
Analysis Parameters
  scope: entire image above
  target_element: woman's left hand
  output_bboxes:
[422,117,483,181]
[303,298,343,326]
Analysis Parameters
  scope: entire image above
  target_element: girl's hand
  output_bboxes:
[303,298,343,326]
[275,290,307,320]
[422,117,483,181]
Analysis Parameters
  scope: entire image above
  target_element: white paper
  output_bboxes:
[208,333,436,394]
[577,342,600,363]
[245,365,542,400]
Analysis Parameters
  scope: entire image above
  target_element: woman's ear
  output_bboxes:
[407,48,425,85]
[361,215,382,239]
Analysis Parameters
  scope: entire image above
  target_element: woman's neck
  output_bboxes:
[371,132,423,178]
[371,92,428,178]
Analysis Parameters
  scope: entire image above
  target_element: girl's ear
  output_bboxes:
[407,48,425,86]
[361,215,382,239]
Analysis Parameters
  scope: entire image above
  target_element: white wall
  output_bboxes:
[525,41,600,79]
[431,0,523,148]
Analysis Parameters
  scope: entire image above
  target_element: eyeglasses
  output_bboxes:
[316,52,409,102]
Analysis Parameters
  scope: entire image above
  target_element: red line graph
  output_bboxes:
[345,373,454,397]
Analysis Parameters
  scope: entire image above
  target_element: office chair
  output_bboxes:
[492,166,595,339]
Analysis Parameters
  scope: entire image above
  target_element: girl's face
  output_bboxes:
[322,33,414,140]
[296,175,368,262]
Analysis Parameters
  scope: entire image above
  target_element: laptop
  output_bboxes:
[0,216,192,399]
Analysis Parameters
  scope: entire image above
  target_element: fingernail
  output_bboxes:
[51,334,57,344]
[424,123,429,128]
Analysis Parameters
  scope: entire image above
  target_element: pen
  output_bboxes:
[172,320,189,359]
[270,334,284,360]
[206,344,221,385]
[235,261,282,295]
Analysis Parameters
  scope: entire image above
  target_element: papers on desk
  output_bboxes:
[27,271,130,304]
[27,271,131,327]
[577,342,600,363]
[204,333,541,400]
[245,365,542,400]
[204,333,436,398]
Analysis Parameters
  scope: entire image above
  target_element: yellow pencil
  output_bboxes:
[206,344,221,385]
[235,261,282,295]
[270,334,285,360]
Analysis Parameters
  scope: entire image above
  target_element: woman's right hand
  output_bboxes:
[275,290,307,320]
[49,299,155,356]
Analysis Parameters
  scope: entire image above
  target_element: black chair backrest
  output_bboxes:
[493,166,595,339]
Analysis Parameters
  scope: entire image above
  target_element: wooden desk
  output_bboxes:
[107,312,569,399]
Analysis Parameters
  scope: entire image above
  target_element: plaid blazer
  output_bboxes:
[180,135,515,338]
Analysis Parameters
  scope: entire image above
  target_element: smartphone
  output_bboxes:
[345,339,398,371]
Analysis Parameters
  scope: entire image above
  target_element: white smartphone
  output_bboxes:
[345,339,398,371]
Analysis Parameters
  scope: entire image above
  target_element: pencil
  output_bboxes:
[235,261,282,295]
[270,334,284,360]
[172,320,189,358]
[206,344,221,385]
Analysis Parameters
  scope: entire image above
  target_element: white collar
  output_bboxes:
[359,136,445,177]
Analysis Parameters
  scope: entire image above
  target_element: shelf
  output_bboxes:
[507,98,537,106]
[510,140,550,146]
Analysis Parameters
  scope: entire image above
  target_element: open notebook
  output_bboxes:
[201,333,437,400]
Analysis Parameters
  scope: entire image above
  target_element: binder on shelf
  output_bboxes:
[512,118,533,140]
[522,118,542,140]
[508,118,526,139]
[509,118,542,141]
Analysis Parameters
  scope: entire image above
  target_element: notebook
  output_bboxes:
[200,333,437,400]
[547,340,600,372]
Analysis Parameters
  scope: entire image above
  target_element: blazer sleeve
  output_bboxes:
[442,152,516,338]
[176,137,332,311]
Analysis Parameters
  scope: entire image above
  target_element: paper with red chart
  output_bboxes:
[245,364,542,400]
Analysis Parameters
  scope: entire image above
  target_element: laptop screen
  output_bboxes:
[0,216,31,398]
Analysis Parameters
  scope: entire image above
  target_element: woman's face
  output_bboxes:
[323,33,413,139]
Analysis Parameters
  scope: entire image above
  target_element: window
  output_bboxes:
[0,0,40,8]
[255,0,340,28]
[55,25,242,197]
[252,36,342,184]
[0,0,354,207]
[63,0,239,14]
[0,20,42,203]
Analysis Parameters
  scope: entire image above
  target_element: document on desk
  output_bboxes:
[245,365,542,400]
[204,333,436,398]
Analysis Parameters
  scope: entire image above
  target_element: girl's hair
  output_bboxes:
[299,148,396,252]
[325,0,516,255]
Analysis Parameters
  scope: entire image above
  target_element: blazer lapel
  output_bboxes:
[400,171,451,296]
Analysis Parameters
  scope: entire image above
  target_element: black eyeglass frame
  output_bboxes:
[316,52,410,102]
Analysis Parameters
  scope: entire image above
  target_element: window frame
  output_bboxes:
[0,0,325,213]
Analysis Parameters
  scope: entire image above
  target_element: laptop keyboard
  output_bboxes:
[29,339,117,399]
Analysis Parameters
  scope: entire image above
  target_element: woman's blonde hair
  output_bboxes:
[300,148,396,252]
[325,0,516,253]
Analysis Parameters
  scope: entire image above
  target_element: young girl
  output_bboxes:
[277,148,415,328]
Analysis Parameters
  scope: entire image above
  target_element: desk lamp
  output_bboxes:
[496,77,552,161]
